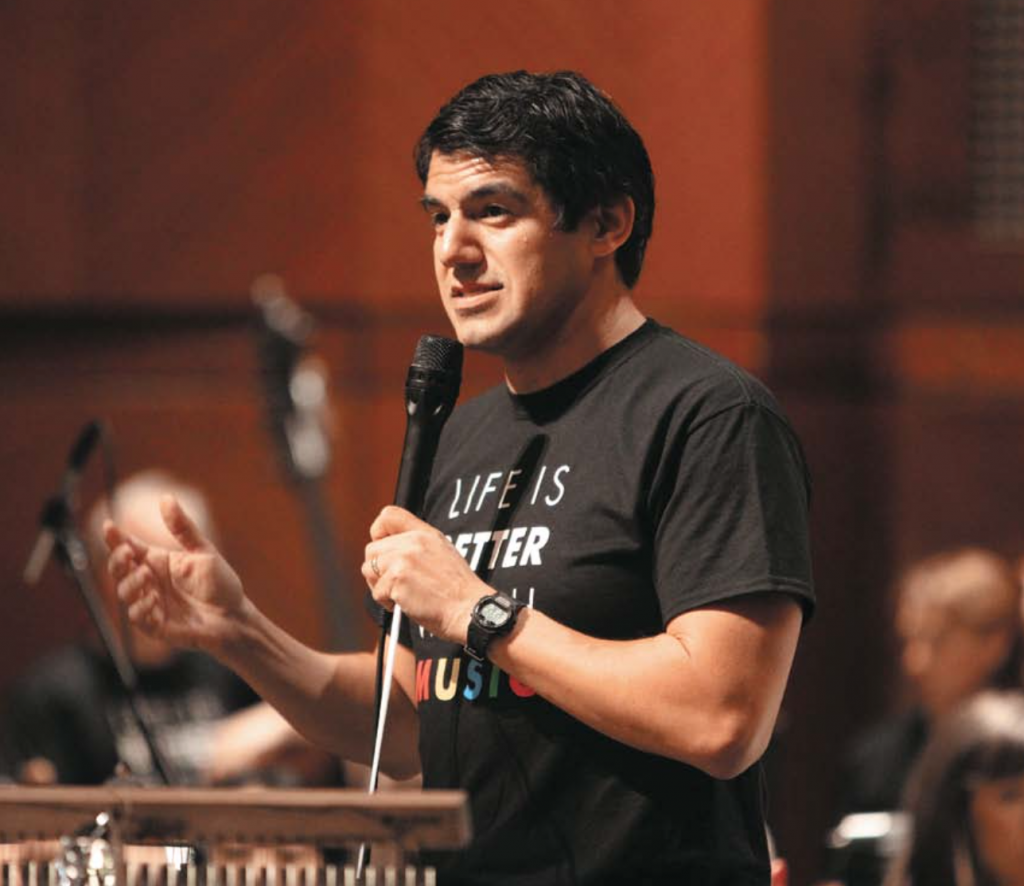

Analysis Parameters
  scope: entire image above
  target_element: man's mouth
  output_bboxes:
[452,283,502,298]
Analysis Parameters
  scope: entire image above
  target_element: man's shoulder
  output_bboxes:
[611,320,788,421]
[440,319,791,428]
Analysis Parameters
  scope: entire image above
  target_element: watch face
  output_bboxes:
[479,599,510,628]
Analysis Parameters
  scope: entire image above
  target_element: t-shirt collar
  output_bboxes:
[506,318,659,423]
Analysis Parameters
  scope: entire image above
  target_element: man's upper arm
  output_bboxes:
[664,592,803,770]
[666,592,803,696]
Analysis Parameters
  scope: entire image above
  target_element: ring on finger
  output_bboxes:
[371,555,381,578]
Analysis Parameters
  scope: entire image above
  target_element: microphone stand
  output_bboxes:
[38,493,177,787]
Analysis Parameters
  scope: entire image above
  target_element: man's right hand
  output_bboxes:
[104,494,248,652]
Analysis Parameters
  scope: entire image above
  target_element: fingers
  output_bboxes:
[362,535,402,614]
[128,594,167,638]
[104,516,177,640]
[103,519,148,560]
[111,551,154,603]
[102,519,122,551]
[107,538,144,585]
[361,544,387,597]
[110,548,167,636]
[369,506,429,541]
[365,508,426,605]
[105,523,161,618]
[160,494,209,552]
[362,571,394,620]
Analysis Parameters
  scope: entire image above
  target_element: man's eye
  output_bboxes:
[430,212,449,227]
[482,205,510,219]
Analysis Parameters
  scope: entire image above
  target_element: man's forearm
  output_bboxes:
[488,595,802,779]
[213,603,421,778]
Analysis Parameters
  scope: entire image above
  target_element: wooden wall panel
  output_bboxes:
[878,0,1024,586]
[767,2,875,313]
[0,4,89,299]
[2,2,773,324]
[762,4,888,878]
[890,396,1024,564]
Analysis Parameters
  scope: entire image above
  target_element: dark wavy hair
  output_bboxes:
[886,691,1024,886]
[414,70,655,289]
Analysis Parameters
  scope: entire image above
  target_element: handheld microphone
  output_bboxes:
[393,334,464,516]
[358,334,462,881]
[23,420,105,585]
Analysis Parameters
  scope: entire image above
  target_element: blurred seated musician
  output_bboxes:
[836,547,1023,817]
[824,548,1022,885]
[884,689,1024,886]
[1,469,340,787]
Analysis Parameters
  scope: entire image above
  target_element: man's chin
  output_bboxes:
[447,322,507,355]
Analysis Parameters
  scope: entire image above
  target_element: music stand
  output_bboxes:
[0,786,469,851]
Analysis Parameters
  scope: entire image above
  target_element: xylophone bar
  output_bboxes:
[0,861,437,886]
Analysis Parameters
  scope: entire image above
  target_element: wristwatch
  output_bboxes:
[464,592,525,662]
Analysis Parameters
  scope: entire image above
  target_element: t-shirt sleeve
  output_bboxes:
[650,400,815,624]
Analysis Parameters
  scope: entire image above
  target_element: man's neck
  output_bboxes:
[503,296,646,394]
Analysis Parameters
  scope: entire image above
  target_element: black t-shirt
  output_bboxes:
[0,644,258,785]
[387,319,814,885]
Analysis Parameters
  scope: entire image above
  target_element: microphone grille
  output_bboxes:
[412,334,464,374]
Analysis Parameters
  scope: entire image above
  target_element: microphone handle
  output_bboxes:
[392,407,445,518]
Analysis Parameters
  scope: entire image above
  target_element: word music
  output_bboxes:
[417,655,537,703]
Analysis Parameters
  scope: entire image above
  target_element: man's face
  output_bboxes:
[897,598,1015,717]
[421,151,595,366]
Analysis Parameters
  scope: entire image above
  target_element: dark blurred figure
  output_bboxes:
[0,469,340,787]
[825,548,1022,884]
[842,548,1022,812]
[884,689,1024,886]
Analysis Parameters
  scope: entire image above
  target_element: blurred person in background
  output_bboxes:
[0,469,340,787]
[822,548,1022,886]
[836,547,1023,817]
[884,689,1024,886]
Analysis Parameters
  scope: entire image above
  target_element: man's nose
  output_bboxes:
[438,215,483,268]
[902,638,934,679]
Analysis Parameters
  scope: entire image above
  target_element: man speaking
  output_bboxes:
[107,70,814,884]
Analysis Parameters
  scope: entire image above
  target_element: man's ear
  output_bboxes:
[589,195,635,258]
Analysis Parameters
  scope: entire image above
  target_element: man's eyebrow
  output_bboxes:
[420,182,531,211]
[465,182,531,203]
